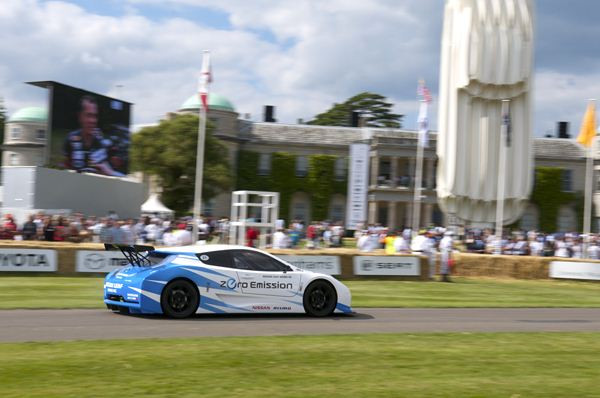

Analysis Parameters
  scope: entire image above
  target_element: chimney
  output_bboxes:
[297,118,304,124]
[557,121,570,139]
[263,105,276,122]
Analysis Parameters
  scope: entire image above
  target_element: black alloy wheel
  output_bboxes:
[161,279,199,319]
[303,280,337,317]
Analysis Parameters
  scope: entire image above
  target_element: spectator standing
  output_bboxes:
[272,229,289,249]
[3,215,17,240]
[439,231,454,282]
[43,218,56,241]
[22,216,37,240]
[246,226,258,247]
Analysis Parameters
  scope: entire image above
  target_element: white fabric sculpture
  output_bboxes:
[436,0,534,225]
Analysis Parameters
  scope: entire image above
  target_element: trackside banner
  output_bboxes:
[277,255,341,275]
[353,256,420,276]
[346,143,370,230]
[0,249,57,272]
[76,250,128,273]
[550,261,600,281]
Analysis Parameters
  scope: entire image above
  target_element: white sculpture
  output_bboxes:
[436,0,534,225]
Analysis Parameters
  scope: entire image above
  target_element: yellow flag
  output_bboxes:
[577,101,597,148]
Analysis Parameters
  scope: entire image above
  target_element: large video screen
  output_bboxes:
[48,83,131,177]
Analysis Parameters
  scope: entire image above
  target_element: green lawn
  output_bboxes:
[1,333,600,397]
[1,276,600,309]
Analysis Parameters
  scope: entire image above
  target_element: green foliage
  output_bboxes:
[530,167,576,232]
[307,155,336,220]
[308,92,403,128]
[131,114,231,215]
[236,151,346,221]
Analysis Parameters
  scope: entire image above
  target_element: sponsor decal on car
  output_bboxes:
[220,278,293,290]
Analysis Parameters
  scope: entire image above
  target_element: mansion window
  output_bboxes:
[9,153,19,166]
[295,156,308,177]
[258,153,271,176]
[334,157,346,181]
[10,127,21,140]
[561,169,573,192]
[36,129,46,140]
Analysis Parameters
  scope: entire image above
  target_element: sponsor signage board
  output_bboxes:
[0,249,57,272]
[353,256,420,276]
[550,261,600,281]
[277,255,341,275]
[76,250,129,273]
[346,143,370,230]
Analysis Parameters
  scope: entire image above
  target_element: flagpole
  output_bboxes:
[583,99,596,257]
[192,51,210,244]
[494,99,510,255]
[412,99,426,235]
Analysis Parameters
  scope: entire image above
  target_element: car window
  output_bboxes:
[232,250,290,272]
[147,252,170,266]
[196,250,234,268]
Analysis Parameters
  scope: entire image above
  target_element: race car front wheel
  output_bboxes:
[161,279,199,319]
[303,280,337,317]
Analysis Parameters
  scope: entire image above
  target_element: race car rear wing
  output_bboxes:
[104,244,155,267]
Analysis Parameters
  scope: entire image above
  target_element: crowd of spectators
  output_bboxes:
[0,212,231,246]
[2,211,599,259]
[462,228,600,259]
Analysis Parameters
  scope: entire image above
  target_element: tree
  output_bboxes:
[131,114,231,215]
[308,92,403,128]
[0,97,5,165]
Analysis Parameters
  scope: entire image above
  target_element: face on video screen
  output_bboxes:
[48,83,131,177]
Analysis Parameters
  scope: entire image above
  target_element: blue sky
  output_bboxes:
[2,0,600,137]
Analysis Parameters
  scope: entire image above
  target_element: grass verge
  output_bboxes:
[1,276,600,309]
[1,333,600,397]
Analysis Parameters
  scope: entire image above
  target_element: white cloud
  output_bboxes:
[0,0,598,137]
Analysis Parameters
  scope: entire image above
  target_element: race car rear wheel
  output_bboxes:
[161,279,199,319]
[303,280,337,317]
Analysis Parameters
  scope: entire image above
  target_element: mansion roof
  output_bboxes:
[242,122,587,160]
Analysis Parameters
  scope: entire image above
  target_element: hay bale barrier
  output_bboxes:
[0,240,599,280]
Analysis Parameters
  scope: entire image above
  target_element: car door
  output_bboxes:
[195,250,241,295]
[232,250,301,297]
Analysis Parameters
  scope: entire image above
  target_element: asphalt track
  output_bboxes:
[2,308,600,342]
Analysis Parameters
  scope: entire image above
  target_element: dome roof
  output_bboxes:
[8,107,47,124]
[180,93,235,112]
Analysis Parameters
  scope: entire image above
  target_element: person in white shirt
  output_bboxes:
[173,226,192,246]
[394,234,409,253]
[439,231,454,282]
[272,229,289,249]
[357,231,369,252]
[411,230,428,254]
[554,238,569,258]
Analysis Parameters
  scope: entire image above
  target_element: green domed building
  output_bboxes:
[177,93,239,141]
[3,106,48,167]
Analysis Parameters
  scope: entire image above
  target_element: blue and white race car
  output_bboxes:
[103,244,352,318]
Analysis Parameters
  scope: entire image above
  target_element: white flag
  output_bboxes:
[417,100,429,148]
[198,51,212,111]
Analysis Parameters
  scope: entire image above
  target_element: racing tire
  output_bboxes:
[161,279,200,319]
[303,280,337,317]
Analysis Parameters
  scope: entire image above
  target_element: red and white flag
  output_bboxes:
[198,51,212,111]
[417,79,432,148]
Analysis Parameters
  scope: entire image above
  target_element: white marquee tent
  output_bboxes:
[141,193,174,216]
